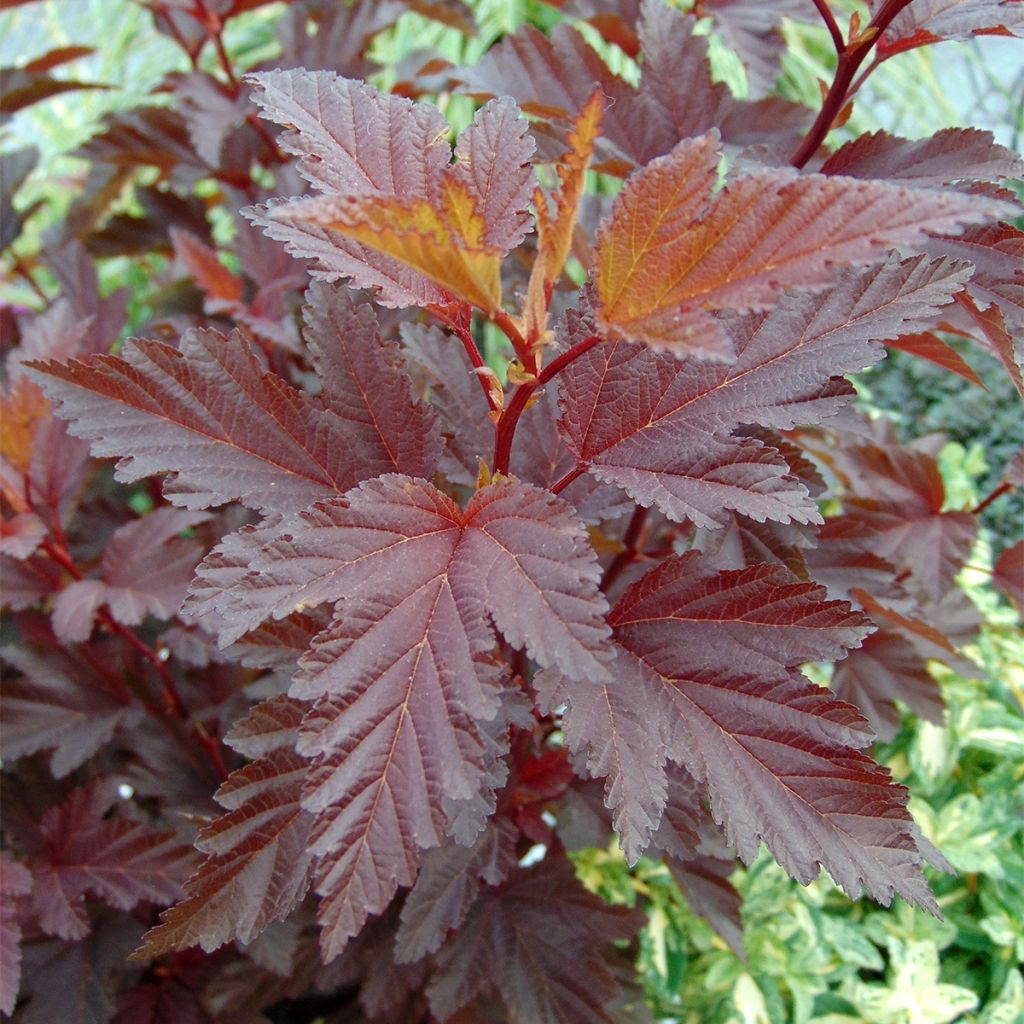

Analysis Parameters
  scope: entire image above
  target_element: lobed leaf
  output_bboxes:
[28,290,436,515]
[0,644,142,778]
[192,475,611,955]
[544,550,933,904]
[134,696,315,958]
[560,254,973,526]
[247,71,535,311]
[832,630,945,742]
[30,783,194,942]
[0,854,32,1016]
[593,131,1014,354]
[875,0,1024,59]
[394,817,518,963]
[820,128,1024,187]
[426,859,644,1024]
[456,3,809,172]
[827,443,979,602]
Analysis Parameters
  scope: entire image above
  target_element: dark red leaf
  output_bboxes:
[456,5,809,171]
[427,858,644,1023]
[667,854,744,958]
[29,290,436,514]
[135,696,315,957]
[51,508,209,640]
[0,68,108,117]
[559,255,972,525]
[395,817,518,963]
[593,131,1011,353]
[246,71,534,311]
[992,540,1023,614]
[191,475,610,955]
[832,629,945,741]
[827,443,979,602]
[16,914,141,1024]
[114,979,205,1024]
[30,783,194,941]
[0,854,32,1016]
[0,644,142,777]
[875,0,1024,59]
[924,222,1024,331]
[545,551,935,908]
[699,0,818,96]
[300,282,442,480]
[885,332,986,387]
[821,128,1023,187]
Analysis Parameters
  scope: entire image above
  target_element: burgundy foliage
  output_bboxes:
[2,0,1022,1021]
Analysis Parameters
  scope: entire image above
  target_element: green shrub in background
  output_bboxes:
[576,566,1024,1023]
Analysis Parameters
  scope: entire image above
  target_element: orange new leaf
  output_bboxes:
[594,131,1017,360]
[285,180,504,315]
[525,91,603,342]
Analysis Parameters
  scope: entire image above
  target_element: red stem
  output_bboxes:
[812,0,845,56]
[600,505,649,593]
[434,307,500,413]
[11,254,50,307]
[790,0,916,169]
[193,0,237,89]
[538,334,601,386]
[492,309,533,372]
[38,535,229,781]
[492,334,602,476]
[493,378,535,475]
[973,482,1011,515]
[550,464,586,495]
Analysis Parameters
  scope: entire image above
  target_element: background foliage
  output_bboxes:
[2,2,1022,1022]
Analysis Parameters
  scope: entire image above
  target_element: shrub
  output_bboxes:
[1,1,1021,1021]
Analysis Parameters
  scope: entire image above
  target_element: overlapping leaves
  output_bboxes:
[539,549,937,910]
[135,695,314,958]
[592,131,1013,356]
[560,254,973,526]
[188,475,611,955]
[28,284,439,515]
[247,70,535,312]
[457,1,810,172]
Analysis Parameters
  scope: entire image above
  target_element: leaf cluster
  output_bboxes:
[1,1,1022,1021]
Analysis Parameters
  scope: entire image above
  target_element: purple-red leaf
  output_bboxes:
[0,854,32,1016]
[51,508,209,640]
[699,0,818,96]
[29,783,194,941]
[28,294,436,514]
[832,629,945,741]
[192,475,610,955]
[300,281,442,478]
[875,0,1024,59]
[0,644,142,777]
[247,71,534,311]
[394,817,518,963]
[427,859,644,1024]
[456,4,808,171]
[134,696,315,958]
[559,255,972,526]
[593,131,1012,354]
[820,128,1024,187]
[992,540,1023,614]
[885,332,986,387]
[827,444,979,602]
[544,550,933,905]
